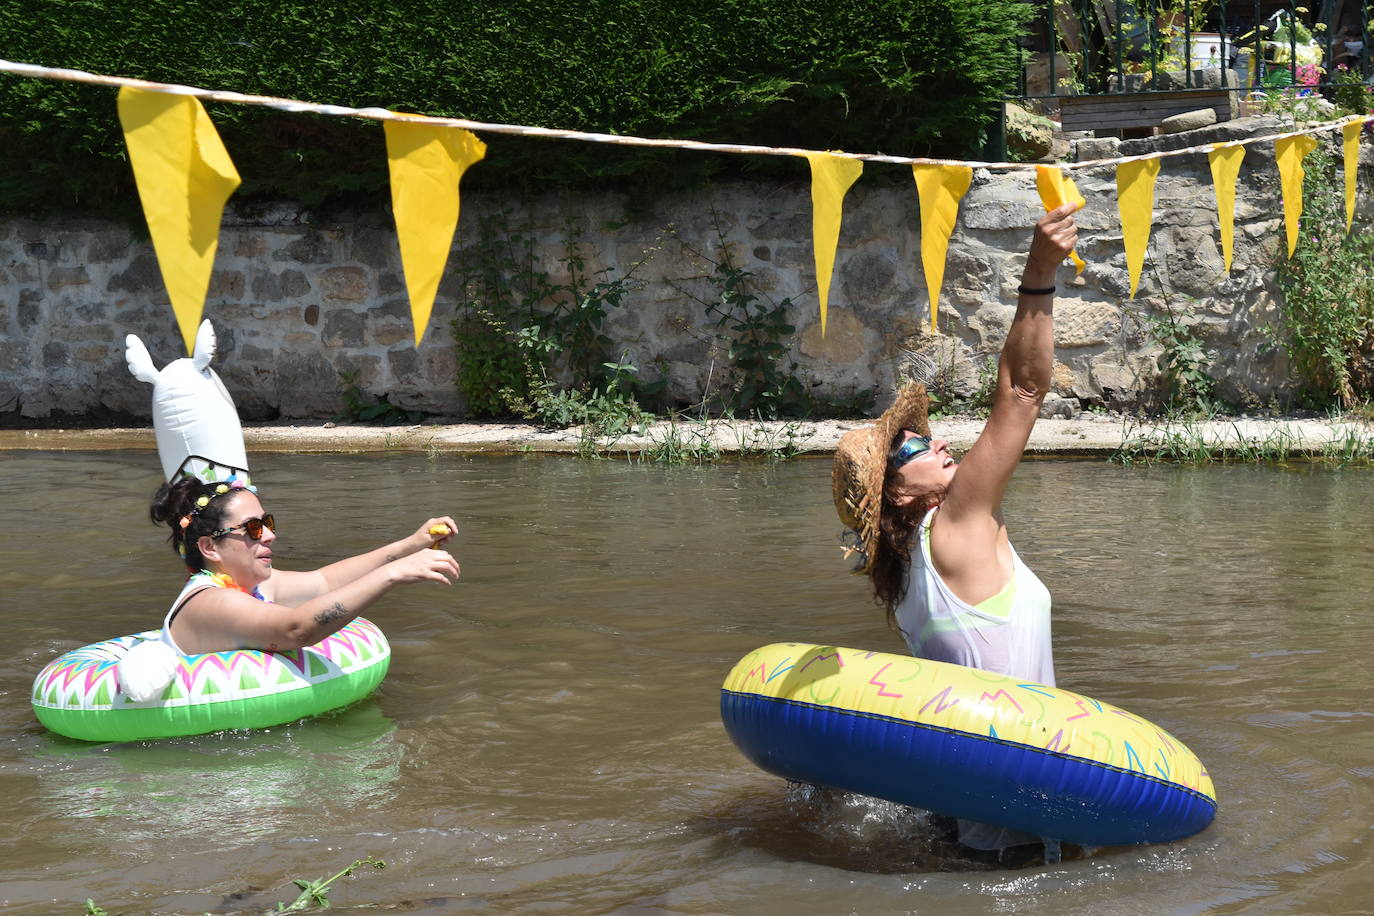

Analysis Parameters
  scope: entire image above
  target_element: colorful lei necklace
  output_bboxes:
[188,570,266,601]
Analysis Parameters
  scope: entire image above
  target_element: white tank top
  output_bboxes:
[894,506,1056,851]
[160,572,266,656]
[895,507,1055,687]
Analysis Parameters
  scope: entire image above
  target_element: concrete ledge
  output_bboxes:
[1,415,1370,458]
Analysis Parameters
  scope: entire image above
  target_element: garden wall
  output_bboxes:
[1,116,1360,423]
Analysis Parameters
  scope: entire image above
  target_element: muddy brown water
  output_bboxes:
[1,450,1371,914]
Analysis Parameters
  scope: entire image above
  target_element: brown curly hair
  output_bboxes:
[868,429,946,631]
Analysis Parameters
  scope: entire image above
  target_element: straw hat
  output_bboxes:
[831,382,931,573]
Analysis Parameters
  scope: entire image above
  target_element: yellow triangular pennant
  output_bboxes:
[1034,165,1086,275]
[912,164,973,333]
[1116,158,1161,298]
[1342,121,1361,234]
[1276,134,1319,257]
[384,118,486,345]
[117,88,241,354]
[1207,143,1245,273]
[804,152,863,336]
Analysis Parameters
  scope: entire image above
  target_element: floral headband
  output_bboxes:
[177,473,257,556]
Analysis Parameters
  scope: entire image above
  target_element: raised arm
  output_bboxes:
[939,203,1078,525]
[923,204,1077,606]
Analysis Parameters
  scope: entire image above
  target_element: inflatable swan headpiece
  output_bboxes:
[125,319,250,485]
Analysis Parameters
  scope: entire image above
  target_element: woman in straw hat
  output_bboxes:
[831,203,1079,858]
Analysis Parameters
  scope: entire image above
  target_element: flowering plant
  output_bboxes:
[1331,62,1374,116]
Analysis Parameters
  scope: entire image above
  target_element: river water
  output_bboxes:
[1,450,1371,915]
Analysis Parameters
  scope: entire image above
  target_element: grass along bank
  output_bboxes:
[6,412,1374,465]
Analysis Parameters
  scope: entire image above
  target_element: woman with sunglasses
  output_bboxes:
[149,474,460,655]
[830,203,1079,859]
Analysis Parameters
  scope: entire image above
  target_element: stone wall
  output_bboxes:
[1,116,1362,422]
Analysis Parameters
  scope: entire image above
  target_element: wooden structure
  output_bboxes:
[1058,89,1233,132]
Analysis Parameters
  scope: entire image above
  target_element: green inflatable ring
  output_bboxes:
[31,618,390,742]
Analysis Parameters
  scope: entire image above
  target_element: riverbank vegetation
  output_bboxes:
[1111,416,1374,466]
[1271,142,1374,409]
[435,209,874,452]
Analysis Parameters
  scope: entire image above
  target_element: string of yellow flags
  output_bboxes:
[3,58,1372,347]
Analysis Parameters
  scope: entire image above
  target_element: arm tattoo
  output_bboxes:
[385,553,399,562]
[313,602,349,626]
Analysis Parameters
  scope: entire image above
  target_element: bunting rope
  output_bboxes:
[3,56,1372,344]
[2,57,1371,173]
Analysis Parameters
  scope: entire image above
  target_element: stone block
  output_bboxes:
[1090,358,1146,405]
[322,308,366,347]
[234,234,268,258]
[1161,108,1218,134]
[387,346,420,381]
[839,250,898,303]
[349,227,398,269]
[42,340,70,369]
[0,378,19,412]
[107,252,162,295]
[1074,136,1120,163]
[208,270,245,300]
[961,194,1044,232]
[799,310,867,363]
[23,241,59,262]
[278,232,336,264]
[272,349,346,417]
[772,245,812,272]
[252,269,311,303]
[1005,103,1054,161]
[46,266,90,291]
[747,210,810,242]
[1055,300,1121,348]
[89,230,133,262]
[18,290,41,329]
[319,266,370,302]
[250,273,280,302]
[1039,392,1079,419]
[1051,360,1077,395]
[372,322,411,347]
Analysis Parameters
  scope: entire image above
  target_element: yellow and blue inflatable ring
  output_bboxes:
[720,643,1216,847]
[32,618,390,742]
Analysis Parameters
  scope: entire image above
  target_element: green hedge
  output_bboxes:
[0,0,1032,216]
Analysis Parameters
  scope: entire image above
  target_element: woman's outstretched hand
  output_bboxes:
[412,516,458,549]
[1027,203,1080,275]
[387,547,461,586]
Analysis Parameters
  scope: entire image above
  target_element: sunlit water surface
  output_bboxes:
[1,451,1371,914]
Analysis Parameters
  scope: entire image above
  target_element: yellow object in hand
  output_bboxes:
[428,523,451,547]
[1034,165,1086,276]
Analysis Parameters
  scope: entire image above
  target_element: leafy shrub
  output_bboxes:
[450,212,660,425]
[1272,142,1374,407]
[0,0,1033,216]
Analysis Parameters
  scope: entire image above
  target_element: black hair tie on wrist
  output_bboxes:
[1017,284,1056,296]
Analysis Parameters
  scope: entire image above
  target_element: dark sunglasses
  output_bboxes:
[210,514,276,540]
[890,436,933,468]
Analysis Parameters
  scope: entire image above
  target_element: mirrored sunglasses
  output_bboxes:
[210,514,276,540]
[890,436,933,468]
